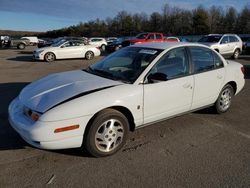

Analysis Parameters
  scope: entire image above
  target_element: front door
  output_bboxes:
[143,47,194,124]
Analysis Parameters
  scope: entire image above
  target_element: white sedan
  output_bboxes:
[33,40,101,62]
[9,43,245,157]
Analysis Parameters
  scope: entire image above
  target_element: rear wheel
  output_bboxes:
[84,109,129,157]
[214,84,234,114]
[44,52,55,62]
[85,51,94,60]
[232,49,240,59]
[100,44,106,51]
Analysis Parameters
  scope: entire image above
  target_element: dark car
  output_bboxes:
[106,37,133,52]
[245,38,250,54]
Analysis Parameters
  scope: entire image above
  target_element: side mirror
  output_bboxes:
[147,72,168,83]
[60,45,65,48]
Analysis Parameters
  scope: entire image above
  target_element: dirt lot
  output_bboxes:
[0,46,250,187]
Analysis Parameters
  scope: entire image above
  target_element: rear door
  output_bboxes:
[143,47,194,124]
[229,36,238,53]
[189,47,225,110]
[219,36,230,55]
[71,40,85,58]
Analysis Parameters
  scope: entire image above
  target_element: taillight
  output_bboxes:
[241,66,245,74]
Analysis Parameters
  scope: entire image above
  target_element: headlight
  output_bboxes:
[23,106,42,121]
[36,50,44,54]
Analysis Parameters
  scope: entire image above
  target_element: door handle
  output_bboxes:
[183,83,191,88]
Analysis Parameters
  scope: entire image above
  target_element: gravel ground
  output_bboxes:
[0,46,250,188]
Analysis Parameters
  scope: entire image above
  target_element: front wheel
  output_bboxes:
[84,109,129,157]
[85,51,94,60]
[44,52,55,62]
[214,84,234,114]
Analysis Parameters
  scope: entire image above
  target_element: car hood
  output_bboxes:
[19,70,122,113]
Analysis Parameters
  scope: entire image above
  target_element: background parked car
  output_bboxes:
[33,39,100,62]
[21,36,39,45]
[4,37,31,49]
[0,35,10,48]
[38,37,88,48]
[198,34,242,59]
[88,37,107,51]
[245,38,250,54]
[164,36,180,42]
[106,37,118,45]
[106,36,133,52]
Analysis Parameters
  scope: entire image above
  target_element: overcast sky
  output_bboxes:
[0,0,249,31]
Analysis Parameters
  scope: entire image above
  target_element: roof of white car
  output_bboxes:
[134,42,208,50]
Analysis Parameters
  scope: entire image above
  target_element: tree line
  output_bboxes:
[43,4,250,38]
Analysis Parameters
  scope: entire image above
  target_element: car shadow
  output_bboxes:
[193,106,217,115]
[7,56,34,62]
[0,82,29,150]
[239,55,250,61]
[244,65,250,79]
[17,51,33,54]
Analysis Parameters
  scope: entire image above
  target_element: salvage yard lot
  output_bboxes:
[0,46,250,187]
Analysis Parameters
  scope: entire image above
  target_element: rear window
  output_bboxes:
[190,47,214,73]
[229,36,239,43]
[198,36,222,43]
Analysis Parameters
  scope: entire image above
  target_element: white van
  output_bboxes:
[21,36,39,45]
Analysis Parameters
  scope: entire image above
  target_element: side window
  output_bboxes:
[213,52,224,68]
[190,47,214,73]
[229,36,239,43]
[155,34,162,39]
[221,36,229,44]
[149,47,189,80]
[147,34,155,40]
[72,41,82,46]
[63,42,71,47]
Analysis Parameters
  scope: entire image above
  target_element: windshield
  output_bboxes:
[52,39,66,47]
[198,36,222,43]
[87,47,162,83]
[136,33,148,39]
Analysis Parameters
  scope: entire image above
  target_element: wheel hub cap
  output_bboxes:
[95,119,124,152]
[219,88,232,111]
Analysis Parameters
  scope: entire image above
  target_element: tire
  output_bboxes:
[100,44,106,51]
[85,51,94,60]
[232,49,240,59]
[84,109,129,157]
[44,52,55,62]
[214,84,234,114]
[18,43,25,50]
[114,46,120,51]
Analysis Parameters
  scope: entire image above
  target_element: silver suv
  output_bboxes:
[198,34,242,59]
